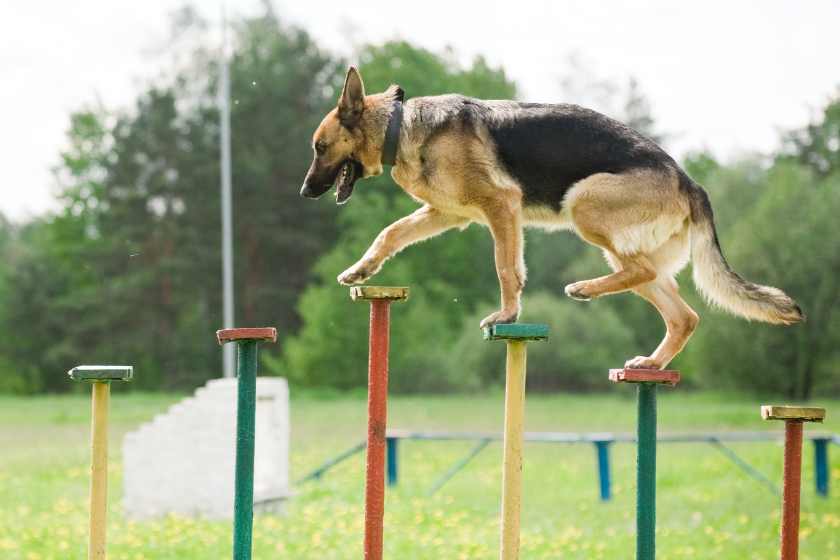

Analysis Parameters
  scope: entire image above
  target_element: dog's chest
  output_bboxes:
[391,164,482,219]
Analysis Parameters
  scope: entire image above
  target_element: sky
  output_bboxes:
[2,0,840,223]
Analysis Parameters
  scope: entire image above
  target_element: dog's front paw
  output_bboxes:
[624,356,663,370]
[337,265,371,286]
[565,282,592,301]
[479,310,519,329]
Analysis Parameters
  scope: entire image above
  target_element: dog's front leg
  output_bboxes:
[338,205,469,285]
[480,198,526,329]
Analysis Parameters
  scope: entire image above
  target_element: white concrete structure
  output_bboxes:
[122,377,292,520]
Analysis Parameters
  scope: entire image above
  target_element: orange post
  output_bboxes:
[351,287,409,560]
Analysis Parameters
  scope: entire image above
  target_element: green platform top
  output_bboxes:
[483,324,549,342]
[68,366,133,381]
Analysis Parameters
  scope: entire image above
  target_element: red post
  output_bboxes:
[761,405,826,560]
[365,299,389,560]
[351,287,409,560]
[781,421,804,560]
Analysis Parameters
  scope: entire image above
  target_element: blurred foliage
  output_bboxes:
[781,86,840,178]
[0,5,838,398]
[683,162,840,398]
[0,7,339,391]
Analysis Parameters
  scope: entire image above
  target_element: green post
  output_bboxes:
[610,368,679,560]
[234,341,257,559]
[217,328,278,560]
[636,383,657,560]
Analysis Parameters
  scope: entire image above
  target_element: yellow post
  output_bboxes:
[501,340,527,560]
[484,324,548,560]
[89,380,110,560]
[69,365,133,560]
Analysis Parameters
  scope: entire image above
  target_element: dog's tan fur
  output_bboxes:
[302,67,803,370]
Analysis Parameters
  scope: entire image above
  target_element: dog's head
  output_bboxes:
[301,67,382,204]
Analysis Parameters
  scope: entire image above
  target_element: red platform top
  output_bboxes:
[609,369,680,386]
[216,327,277,345]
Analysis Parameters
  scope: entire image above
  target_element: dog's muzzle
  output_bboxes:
[300,159,362,204]
[300,184,325,199]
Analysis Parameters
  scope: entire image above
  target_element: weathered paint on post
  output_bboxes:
[609,368,679,560]
[485,324,548,560]
[217,328,277,560]
[366,299,390,560]
[781,420,803,560]
[88,381,110,560]
[67,365,132,560]
[351,287,408,560]
[761,405,826,560]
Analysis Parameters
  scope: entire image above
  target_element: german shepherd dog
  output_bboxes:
[301,67,803,370]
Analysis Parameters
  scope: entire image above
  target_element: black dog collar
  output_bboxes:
[381,86,404,167]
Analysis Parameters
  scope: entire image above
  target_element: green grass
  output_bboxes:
[1,391,838,559]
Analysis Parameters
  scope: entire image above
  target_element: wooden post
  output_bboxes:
[68,366,133,560]
[351,286,409,560]
[761,405,826,560]
[217,327,278,560]
[485,324,549,560]
[609,368,680,560]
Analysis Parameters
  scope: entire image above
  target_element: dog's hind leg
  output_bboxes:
[624,276,699,370]
[338,205,469,285]
[563,170,690,301]
[565,252,657,301]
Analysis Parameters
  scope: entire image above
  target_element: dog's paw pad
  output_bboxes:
[624,356,662,370]
[565,283,591,301]
[479,311,518,329]
[337,268,368,285]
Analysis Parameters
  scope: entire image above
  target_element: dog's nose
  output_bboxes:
[300,184,314,198]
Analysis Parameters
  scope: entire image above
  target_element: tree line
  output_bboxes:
[1,7,838,398]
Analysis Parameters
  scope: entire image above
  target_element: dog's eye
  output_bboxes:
[315,142,327,156]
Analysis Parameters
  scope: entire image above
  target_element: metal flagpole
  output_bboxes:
[220,7,235,378]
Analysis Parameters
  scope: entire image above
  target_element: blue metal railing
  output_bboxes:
[298,429,837,501]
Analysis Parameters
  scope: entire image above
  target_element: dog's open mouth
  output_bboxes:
[335,161,360,204]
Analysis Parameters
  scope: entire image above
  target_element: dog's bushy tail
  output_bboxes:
[686,177,804,325]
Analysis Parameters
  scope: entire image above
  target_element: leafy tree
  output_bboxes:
[0,8,343,391]
[781,86,840,178]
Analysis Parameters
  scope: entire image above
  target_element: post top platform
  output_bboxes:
[761,405,825,423]
[217,327,278,345]
[68,365,133,381]
[483,324,549,341]
[350,286,409,301]
[609,369,680,386]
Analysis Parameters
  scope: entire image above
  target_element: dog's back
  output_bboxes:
[408,96,679,211]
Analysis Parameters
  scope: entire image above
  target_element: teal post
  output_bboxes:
[636,383,657,560]
[217,328,278,560]
[610,368,679,560]
[233,341,257,560]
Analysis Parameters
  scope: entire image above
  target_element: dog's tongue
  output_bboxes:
[335,162,356,204]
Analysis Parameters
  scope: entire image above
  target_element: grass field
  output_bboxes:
[1,391,838,559]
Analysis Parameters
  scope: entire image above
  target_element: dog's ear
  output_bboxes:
[338,66,365,127]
